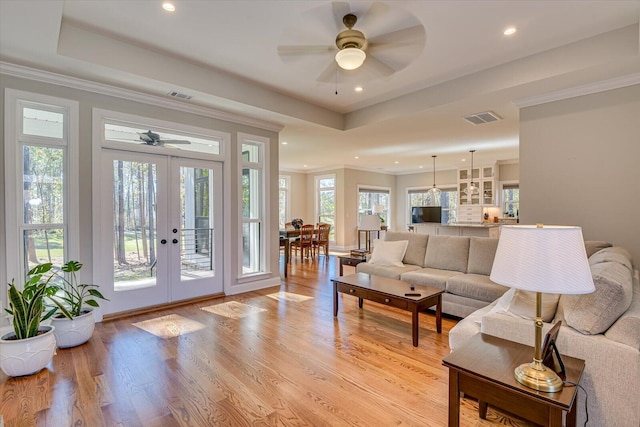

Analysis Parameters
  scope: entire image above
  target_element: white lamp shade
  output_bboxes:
[490,225,595,295]
[335,48,366,70]
[372,205,384,214]
[359,214,381,231]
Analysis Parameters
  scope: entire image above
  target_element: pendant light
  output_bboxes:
[425,155,441,205]
[464,150,479,195]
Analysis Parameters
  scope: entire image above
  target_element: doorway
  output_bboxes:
[99,149,223,314]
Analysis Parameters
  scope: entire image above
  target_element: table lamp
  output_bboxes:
[490,224,595,392]
[358,214,381,252]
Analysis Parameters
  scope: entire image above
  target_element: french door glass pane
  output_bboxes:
[112,160,157,291]
[23,228,65,273]
[23,146,64,225]
[180,167,214,280]
[22,108,64,138]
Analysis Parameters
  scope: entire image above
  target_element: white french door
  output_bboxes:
[99,149,223,314]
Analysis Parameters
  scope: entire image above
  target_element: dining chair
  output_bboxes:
[291,224,314,260]
[313,223,331,262]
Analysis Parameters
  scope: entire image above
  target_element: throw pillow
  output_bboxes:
[369,239,409,267]
[467,237,499,276]
[488,288,560,322]
[560,260,633,335]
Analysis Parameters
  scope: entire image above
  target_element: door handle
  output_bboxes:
[160,239,167,244]
[172,239,178,244]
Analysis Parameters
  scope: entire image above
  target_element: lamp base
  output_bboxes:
[514,360,563,392]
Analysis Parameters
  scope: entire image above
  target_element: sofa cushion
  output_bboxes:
[424,236,470,273]
[369,239,408,267]
[488,288,560,322]
[446,274,509,303]
[584,240,612,258]
[467,237,499,276]
[400,268,464,291]
[384,231,428,266]
[558,260,633,335]
[356,262,420,280]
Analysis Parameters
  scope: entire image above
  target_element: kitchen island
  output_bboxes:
[409,222,500,238]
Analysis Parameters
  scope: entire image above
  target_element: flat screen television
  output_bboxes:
[411,206,442,224]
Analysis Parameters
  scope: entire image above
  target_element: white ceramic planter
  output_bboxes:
[50,309,95,348]
[0,325,57,377]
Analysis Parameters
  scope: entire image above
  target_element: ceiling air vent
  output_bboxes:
[463,111,502,125]
[167,90,193,100]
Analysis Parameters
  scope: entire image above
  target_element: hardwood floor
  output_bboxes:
[0,255,533,426]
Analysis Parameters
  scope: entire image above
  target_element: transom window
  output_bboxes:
[104,123,221,155]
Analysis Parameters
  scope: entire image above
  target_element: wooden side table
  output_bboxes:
[338,256,366,276]
[442,334,585,427]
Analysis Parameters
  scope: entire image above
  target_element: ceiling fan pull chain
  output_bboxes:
[335,69,338,95]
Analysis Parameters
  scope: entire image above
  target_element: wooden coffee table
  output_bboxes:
[331,273,444,347]
[443,333,585,427]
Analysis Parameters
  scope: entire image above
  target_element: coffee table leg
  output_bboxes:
[448,369,460,426]
[479,401,488,419]
[412,306,419,347]
[436,295,442,333]
[333,282,338,316]
[358,297,363,308]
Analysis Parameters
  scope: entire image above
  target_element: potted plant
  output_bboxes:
[46,261,108,348]
[0,264,59,377]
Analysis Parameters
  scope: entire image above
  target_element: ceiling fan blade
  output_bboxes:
[331,1,351,31]
[316,61,339,83]
[363,55,396,77]
[368,25,426,46]
[360,2,391,30]
[278,45,336,56]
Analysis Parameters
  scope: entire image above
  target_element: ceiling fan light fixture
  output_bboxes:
[335,47,366,70]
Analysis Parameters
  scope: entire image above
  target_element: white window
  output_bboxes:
[240,135,266,276]
[4,90,79,284]
[316,175,336,242]
[358,187,390,226]
[279,175,290,228]
[408,187,458,224]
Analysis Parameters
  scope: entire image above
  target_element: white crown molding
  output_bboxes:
[514,73,640,108]
[0,61,284,132]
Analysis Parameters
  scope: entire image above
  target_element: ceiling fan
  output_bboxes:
[138,130,191,146]
[277,2,426,83]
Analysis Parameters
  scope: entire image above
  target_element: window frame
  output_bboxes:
[501,181,520,218]
[238,133,269,278]
[315,174,336,243]
[357,185,391,226]
[407,185,458,225]
[4,89,79,290]
[278,175,290,228]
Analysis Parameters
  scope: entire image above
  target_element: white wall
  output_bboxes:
[520,84,640,264]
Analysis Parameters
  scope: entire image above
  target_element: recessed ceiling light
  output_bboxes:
[503,27,517,36]
[281,141,288,145]
[354,156,359,159]
[419,165,423,169]
[394,161,399,164]
[162,1,176,12]
[303,164,308,168]
[462,158,467,162]
[355,86,364,92]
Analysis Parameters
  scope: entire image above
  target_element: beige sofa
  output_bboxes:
[356,231,507,318]
[450,245,640,427]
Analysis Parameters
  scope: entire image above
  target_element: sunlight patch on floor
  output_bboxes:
[201,301,267,319]
[132,314,206,338]
[266,291,313,302]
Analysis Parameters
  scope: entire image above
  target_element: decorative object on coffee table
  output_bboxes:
[490,224,594,392]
